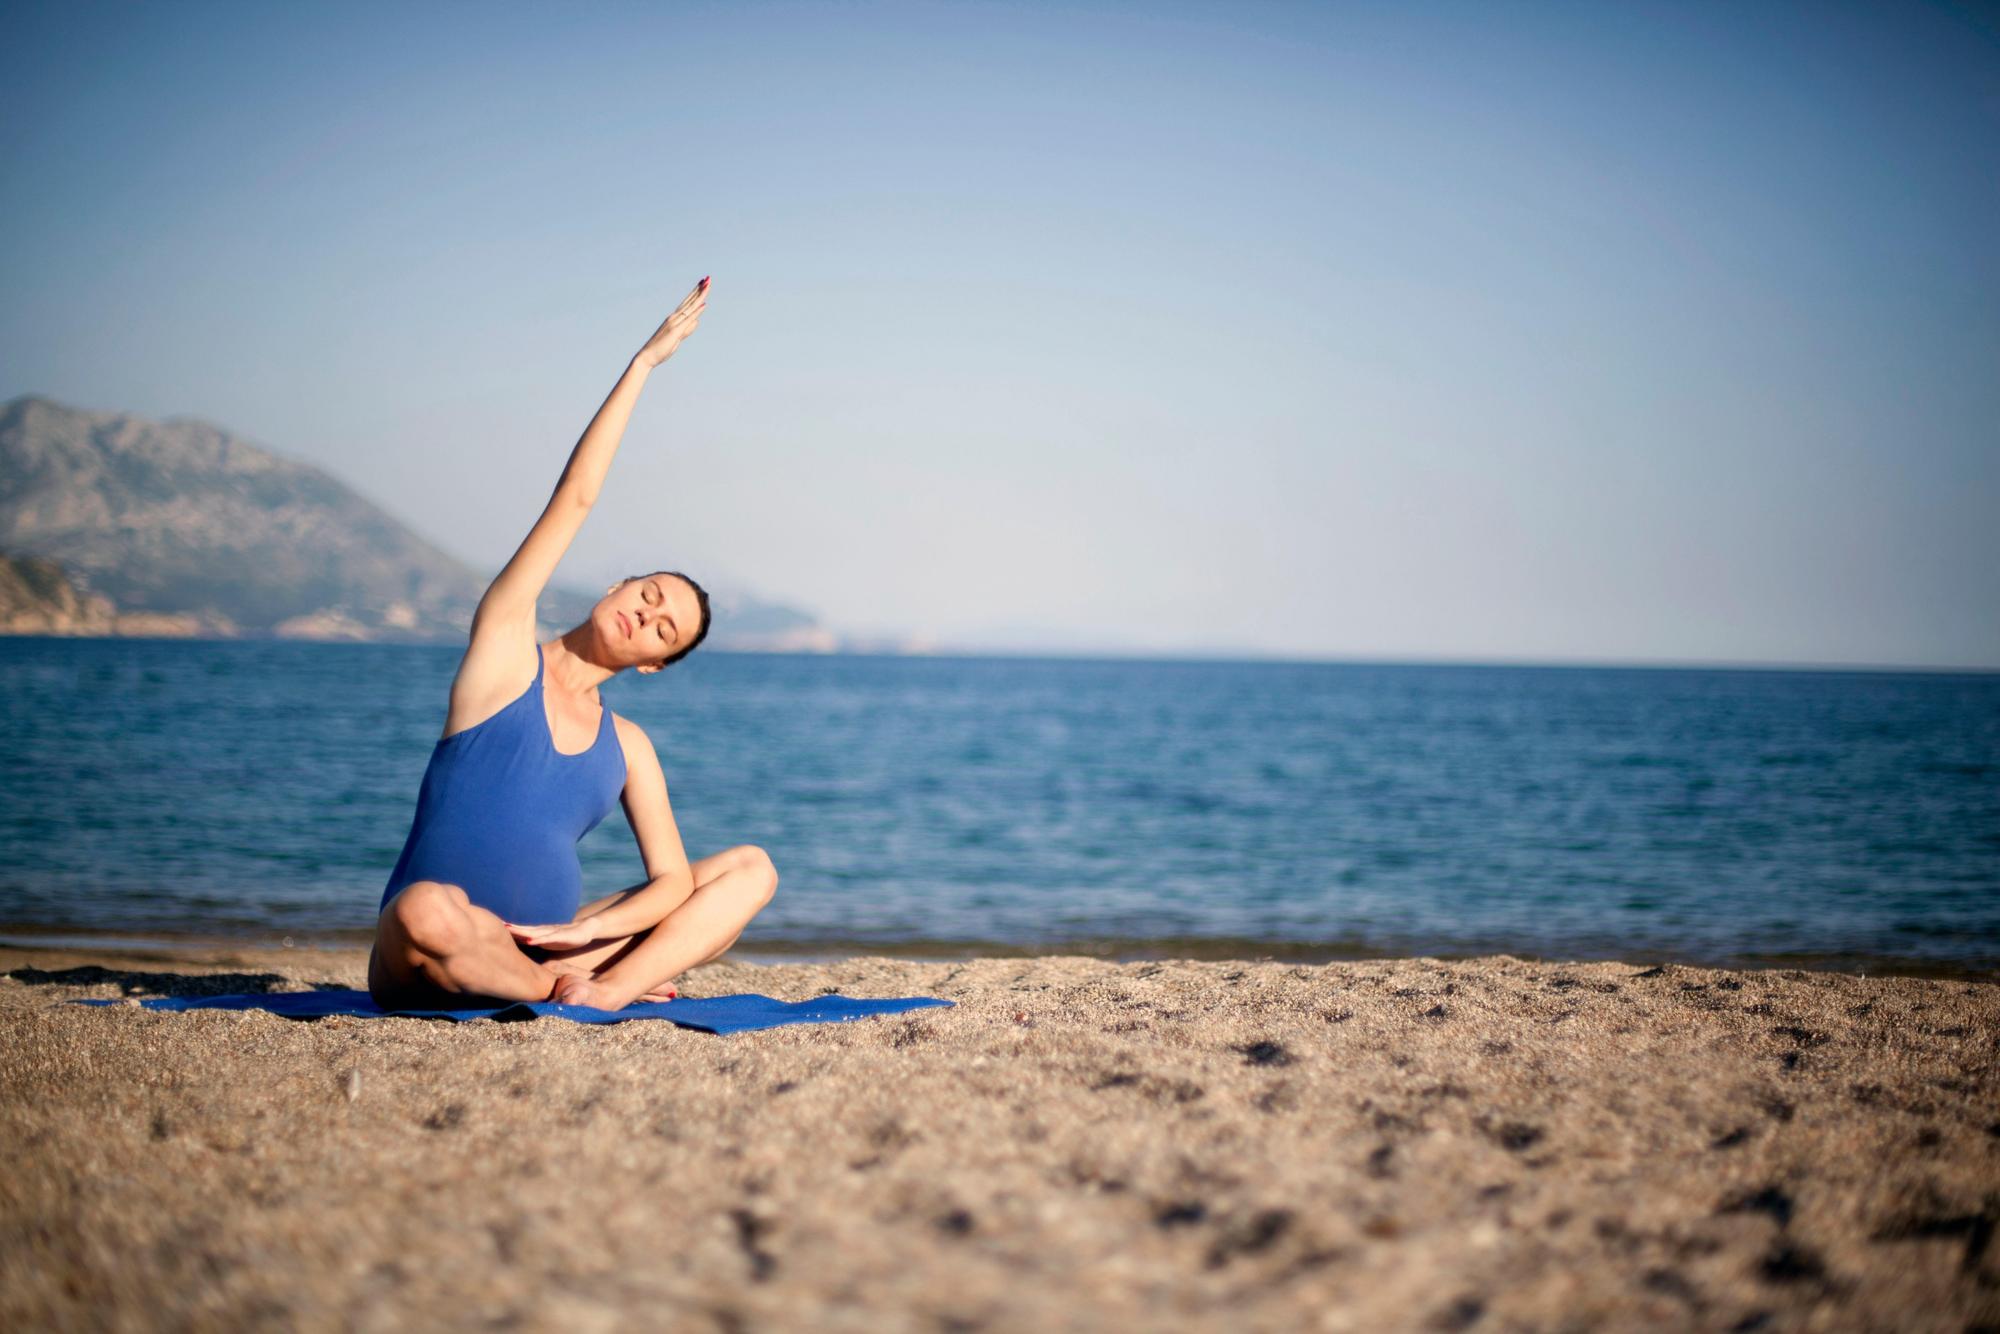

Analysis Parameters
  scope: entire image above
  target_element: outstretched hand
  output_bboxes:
[505,914,607,951]
[635,275,710,368]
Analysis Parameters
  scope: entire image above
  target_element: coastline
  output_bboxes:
[6,626,1999,673]
[4,941,1994,1329]
[2,923,1993,984]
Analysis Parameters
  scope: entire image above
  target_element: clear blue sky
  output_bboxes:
[4,0,1995,666]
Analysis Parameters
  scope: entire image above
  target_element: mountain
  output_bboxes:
[0,394,829,646]
[0,550,106,631]
[0,394,483,638]
[0,549,235,636]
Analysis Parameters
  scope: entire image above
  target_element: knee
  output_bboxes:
[387,880,472,956]
[735,845,778,906]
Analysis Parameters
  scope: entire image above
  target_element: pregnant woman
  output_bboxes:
[367,276,777,1012]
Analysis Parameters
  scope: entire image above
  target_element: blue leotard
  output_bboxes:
[379,643,627,925]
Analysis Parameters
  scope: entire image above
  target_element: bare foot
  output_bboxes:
[549,974,631,1010]
[528,957,589,1000]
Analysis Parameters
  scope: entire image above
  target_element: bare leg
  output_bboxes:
[541,847,767,979]
[368,881,558,1007]
[548,845,778,1009]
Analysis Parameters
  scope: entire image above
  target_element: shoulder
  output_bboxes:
[443,622,539,735]
[452,614,538,699]
[612,714,659,771]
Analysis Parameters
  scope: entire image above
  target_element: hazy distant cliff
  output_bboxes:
[0,394,830,646]
[0,551,106,630]
[0,395,483,638]
[0,550,230,636]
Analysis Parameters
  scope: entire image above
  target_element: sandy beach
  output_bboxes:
[2,943,1995,1332]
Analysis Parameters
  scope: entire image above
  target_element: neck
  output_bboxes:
[547,627,619,695]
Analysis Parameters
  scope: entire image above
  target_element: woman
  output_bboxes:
[367,275,778,1012]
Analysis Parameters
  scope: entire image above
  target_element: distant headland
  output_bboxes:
[0,394,845,650]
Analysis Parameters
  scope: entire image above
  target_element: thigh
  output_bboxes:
[368,881,530,1007]
[534,930,643,977]
[575,850,750,923]
[551,850,761,975]
[689,845,762,886]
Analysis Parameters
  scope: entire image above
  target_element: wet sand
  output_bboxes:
[2,944,1995,1331]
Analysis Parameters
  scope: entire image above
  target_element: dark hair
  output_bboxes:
[631,569,711,669]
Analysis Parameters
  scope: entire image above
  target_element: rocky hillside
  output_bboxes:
[0,395,484,639]
[0,551,110,633]
[0,551,233,637]
[0,394,829,646]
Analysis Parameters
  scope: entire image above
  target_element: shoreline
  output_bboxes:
[2,923,1994,984]
[7,629,1999,674]
[3,941,1994,1329]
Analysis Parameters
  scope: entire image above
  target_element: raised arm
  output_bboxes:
[471,276,711,635]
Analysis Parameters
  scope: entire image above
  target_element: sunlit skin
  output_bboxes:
[366,276,780,1012]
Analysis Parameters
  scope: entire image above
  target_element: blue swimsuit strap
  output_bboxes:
[535,642,613,755]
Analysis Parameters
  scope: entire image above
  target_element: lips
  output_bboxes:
[616,610,631,639]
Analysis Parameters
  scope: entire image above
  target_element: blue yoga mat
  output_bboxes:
[71,988,954,1034]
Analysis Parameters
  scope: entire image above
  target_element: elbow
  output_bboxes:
[551,473,596,510]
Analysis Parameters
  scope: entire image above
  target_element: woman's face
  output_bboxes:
[598,573,702,671]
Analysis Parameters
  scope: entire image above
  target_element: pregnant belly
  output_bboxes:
[401,836,584,927]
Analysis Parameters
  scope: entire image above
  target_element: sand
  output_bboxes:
[1,944,1995,1332]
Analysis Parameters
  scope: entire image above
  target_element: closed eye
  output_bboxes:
[648,577,679,641]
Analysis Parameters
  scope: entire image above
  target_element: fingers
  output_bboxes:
[663,280,709,332]
[672,288,709,324]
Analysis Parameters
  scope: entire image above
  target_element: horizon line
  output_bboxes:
[4,631,1994,676]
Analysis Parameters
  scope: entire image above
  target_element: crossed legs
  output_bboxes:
[367,845,779,1010]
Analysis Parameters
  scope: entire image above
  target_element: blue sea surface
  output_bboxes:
[1,638,1995,967]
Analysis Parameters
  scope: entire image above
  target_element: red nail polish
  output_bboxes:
[699,275,710,289]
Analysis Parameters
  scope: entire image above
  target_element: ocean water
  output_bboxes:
[1,637,1996,968]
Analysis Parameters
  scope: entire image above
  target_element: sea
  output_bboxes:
[1,637,1995,973]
